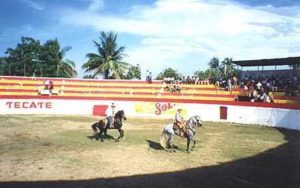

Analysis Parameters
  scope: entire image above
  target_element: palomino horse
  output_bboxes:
[160,115,202,153]
[91,110,127,142]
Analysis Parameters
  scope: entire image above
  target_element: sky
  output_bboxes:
[1,0,300,78]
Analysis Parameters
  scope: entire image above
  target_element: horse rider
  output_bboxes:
[104,103,116,128]
[174,108,187,137]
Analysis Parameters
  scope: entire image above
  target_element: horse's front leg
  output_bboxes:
[187,138,191,153]
[191,139,196,151]
[104,128,108,136]
[91,123,99,138]
[98,127,105,142]
[116,128,124,142]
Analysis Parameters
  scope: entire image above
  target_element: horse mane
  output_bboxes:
[115,110,124,118]
[187,115,201,128]
[98,119,105,124]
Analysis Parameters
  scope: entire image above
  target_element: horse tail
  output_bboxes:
[160,130,168,149]
[91,122,99,133]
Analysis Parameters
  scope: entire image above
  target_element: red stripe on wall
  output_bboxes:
[1,95,300,110]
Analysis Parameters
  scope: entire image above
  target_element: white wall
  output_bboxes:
[0,99,299,130]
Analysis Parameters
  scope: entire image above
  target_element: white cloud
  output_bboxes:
[87,0,104,12]
[22,0,44,10]
[60,0,300,77]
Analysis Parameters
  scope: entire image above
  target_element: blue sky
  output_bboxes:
[1,0,300,78]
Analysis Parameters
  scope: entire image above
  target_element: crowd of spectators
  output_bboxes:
[239,74,299,102]
[159,73,300,103]
[161,77,181,93]
[160,76,212,85]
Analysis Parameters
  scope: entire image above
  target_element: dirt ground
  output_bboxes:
[0,115,299,188]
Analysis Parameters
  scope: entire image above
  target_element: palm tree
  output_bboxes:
[208,57,219,69]
[220,58,234,77]
[56,46,77,78]
[43,39,77,78]
[208,57,221,79]
[82,31,129,79]
[156,68,181,80]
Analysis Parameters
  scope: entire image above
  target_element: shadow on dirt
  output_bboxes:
[146,140,163,150]
[87,134,115,141]
[2,128,300,188]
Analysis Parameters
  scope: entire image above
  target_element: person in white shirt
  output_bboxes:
[256,81,262,90]
[105,103,116,128]
[43,79,54,95]
[174,108,186,137]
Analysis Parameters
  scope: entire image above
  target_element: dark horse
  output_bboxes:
[91,110,127,142]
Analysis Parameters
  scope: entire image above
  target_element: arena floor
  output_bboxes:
[0,115,299,188]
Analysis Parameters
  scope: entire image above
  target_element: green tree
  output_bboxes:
[194,70,206,79]
[194,69,220,80]
[42,39,77,78]
[194,57,239,81]
[5,37,42,76]
[82,31,130,79]
[0,57,9,75]
[208,57,219,69]
[126,64,141,80]
[219,57,240,78]
[3,37,77,78]
[156,68,181,80]
[83,74,97,79]
[208,57,222,79]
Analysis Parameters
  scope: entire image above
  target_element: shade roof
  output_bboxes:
[232,57,300,67]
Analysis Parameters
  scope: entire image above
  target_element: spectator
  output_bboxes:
[232,75,238,88]
[146,72,152,83]
[227,77,232,92]
[44,79,54,95]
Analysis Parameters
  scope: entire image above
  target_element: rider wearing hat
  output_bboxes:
[104,103,116,128]
[174,108,186,137]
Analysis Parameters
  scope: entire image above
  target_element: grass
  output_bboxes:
[0,115,299,188]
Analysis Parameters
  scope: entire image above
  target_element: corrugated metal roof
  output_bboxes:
[232,57,300,67]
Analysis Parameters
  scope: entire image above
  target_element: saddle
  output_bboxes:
[173,121,187,138]
[107,123,114,129]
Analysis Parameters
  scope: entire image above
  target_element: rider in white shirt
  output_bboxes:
[105,103,116,128]
[174,108,186,137]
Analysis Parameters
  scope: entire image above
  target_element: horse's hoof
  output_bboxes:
[187,151,191,154]
[115,139,120,142]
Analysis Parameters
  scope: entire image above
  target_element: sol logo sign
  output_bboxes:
[155,102,176,115]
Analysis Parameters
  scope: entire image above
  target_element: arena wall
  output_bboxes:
[1,98,299,130]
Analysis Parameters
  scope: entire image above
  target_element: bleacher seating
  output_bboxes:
[0,76,299,105]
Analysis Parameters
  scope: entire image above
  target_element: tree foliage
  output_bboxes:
[125,64,141,80]
[156,68,181,80]
[82,31,131,79]
[193,57,241,81]
[208,57,220,69]
[1,37,77,78]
